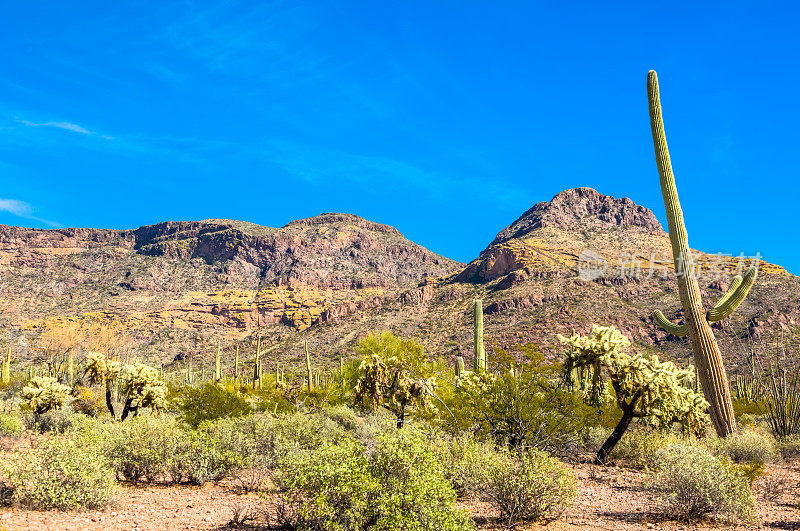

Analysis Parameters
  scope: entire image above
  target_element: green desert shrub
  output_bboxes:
[582,426,611,453]
[167,427,245,485]
[433,432,507,498]
[70,385,106,418]
[22,410,76,434]
[649,443,756,523]
[273,429,474,530]
[609,427,687,469]
[370,429,474,530]
[271,410,355,451]
[778,435,800,459]
[708,427,780,464]
[1,435,115,510]
[274,439,378,530]
[320,404,361,432]
[475,448,577,528]
[0,413,23,437]
[448,345,593,454]
[174,382,252,428]
[106,416,176,482]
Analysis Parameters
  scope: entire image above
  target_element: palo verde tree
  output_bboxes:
[354,331,436,428]
[451,343,594,453]
[647,70,757,436]
[559,325,708,465]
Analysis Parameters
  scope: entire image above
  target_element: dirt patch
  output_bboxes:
[0,460,798,530]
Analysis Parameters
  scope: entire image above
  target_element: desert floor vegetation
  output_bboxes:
[0,327,799,530]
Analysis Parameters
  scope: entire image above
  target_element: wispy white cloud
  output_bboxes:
[0,198,32,216]
[16,118,113,139]
[0,197,60,227]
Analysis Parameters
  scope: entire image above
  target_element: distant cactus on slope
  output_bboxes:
[474,300,486,372]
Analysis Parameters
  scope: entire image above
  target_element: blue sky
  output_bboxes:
[1,1,797,274]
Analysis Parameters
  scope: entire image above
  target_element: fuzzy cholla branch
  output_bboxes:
[21,376,71,414]
[83,352,120,385]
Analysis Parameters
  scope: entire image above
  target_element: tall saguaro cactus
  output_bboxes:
[474,300,486,372]
[305,340,313,392]
[215,341,221,381]
[253,334,262,389]
[647,70,757,437]
[1,346,10,384]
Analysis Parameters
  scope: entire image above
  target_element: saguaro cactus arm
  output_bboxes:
[653,310,689,336]
[707,266,757,322]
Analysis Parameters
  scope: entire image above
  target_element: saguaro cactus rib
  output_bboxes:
[647,70,750,437]
[707,266,757,322]
[653,310,688,337]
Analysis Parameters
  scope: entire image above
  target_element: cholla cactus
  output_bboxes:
[83,352,120,417]
[83,352,120,384]
[355,354,435,428]
[354,332,436,428]
[118,363,168,420]
[559,325,709,464]
[21,376,71,414]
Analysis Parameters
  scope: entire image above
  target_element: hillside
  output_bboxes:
[1,189,798,374]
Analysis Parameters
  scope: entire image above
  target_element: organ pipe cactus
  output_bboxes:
[474,300,486,372]
[647,70,757,437]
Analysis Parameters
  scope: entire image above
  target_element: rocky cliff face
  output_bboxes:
[0,214,460,349]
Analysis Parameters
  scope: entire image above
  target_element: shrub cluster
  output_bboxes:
[274,428,475,530]
[0,413,23,437]
[1,435,115,510]
[648,443,756,523]
[477,448,577,528]
[708,427,780,464]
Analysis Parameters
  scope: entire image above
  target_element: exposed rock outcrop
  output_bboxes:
[492,188,664,246]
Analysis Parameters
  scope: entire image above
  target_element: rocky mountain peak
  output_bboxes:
[491,187,664,245]
[284,213,402,236]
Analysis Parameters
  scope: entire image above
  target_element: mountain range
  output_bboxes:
[1,188,798,373]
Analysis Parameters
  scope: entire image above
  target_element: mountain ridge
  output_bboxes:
[1,189,797,374]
